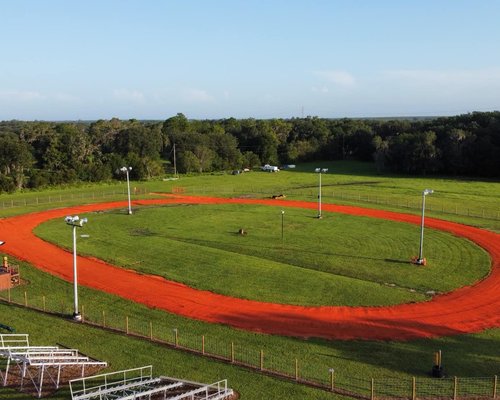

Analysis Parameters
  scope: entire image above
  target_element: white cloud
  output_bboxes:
[311,86,329,93]
[314,70,356,86]
[113,89,145,103]
[181,88,215,103]
[0,90,44,101]
[383,68,500,87]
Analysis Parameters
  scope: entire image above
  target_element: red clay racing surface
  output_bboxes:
[1,195,499,340]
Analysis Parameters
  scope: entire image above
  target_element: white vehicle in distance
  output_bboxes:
[261,164,280,172]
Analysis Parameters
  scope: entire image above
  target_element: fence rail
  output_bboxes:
[0,292,497,400]
[0,187,149,210]
[1,185,499,222]
[176,185,500,222]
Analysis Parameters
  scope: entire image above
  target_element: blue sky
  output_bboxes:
[1,0,499,120]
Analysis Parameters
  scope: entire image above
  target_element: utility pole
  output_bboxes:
[173,143,177,177]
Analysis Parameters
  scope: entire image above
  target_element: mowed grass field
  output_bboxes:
[35,203,490,306]
[1,161,499,399]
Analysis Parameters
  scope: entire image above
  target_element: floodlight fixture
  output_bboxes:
[65,215,88,321]
[416,189,434,265]
[120,166,133,214]
[315,167,328,218]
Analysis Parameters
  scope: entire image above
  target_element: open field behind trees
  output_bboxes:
[34,203,490,306]
[0,161,499,399]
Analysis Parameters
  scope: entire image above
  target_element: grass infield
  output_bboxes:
[35,203,490,307]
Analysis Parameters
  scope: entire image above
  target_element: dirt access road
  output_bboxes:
[0,195,498,340]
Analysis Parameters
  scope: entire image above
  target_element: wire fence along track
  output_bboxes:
[0,187,149,210]
[181,185,500,221]
[1,185,499,222]
[0,295,498,400]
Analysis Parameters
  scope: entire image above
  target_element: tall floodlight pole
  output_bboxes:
[281,210,285,246]
[65,215,88,321]
[120,166,133,214]
[417,189,434,265]
[315,168,328,218]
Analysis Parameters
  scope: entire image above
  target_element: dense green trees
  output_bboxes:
[0,111,499,193]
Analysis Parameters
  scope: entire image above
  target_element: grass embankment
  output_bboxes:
[34,203,490,306]
[0,302,350,400]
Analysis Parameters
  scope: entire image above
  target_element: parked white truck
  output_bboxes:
[261,164,280,172]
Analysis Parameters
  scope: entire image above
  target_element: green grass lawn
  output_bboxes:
[34,203,490,306]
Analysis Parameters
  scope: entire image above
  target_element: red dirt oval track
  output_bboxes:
[1,195,499,341]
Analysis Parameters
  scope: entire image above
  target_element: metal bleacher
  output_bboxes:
[70,366,234,400]
[0,333,107,398]
[1,335,233,399]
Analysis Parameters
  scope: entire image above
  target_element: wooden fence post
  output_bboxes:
[102,310,106,327]
[24,291,27,307]
[295,359,299,381]
[42,296,46,312]
[202,335,205,355]
[173,328,178,347]
[371,378,375,400]
[453,376,458,400]
[149,322,153,340]
[8,287,11,303]
[126,316,129,334]
[231,342,234,363]
[329,369,335,391]
[260,350,264,371]
[493,375,497,399]
[412,377,416,400]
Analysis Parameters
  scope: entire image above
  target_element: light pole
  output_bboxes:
[281,210,285,246]
[315,168,328,218]
[416,189,434,265]
[120,166,133,215]
[65,215,88,321]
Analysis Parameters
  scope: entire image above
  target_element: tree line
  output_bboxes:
[0,111,499,192]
